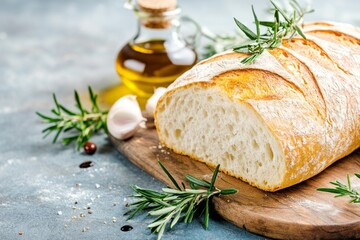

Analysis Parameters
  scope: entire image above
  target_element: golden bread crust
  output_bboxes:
[155,22,360,191]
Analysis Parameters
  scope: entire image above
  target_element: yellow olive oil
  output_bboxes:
[115,40,197,98]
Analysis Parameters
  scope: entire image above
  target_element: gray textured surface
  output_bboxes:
[0,0,359,239]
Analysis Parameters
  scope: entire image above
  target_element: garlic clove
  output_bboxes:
[107,95,146,140]
[109,111,142,139]
[145,87,167,118]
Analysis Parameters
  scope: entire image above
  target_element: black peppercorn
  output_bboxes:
[83,142,97,155]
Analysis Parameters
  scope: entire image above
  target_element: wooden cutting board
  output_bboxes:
[110,124,360,239]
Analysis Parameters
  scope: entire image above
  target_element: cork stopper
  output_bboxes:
[137,0,178,29]
[137,0,177,13]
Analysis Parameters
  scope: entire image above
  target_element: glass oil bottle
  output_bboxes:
[115,0,197,107]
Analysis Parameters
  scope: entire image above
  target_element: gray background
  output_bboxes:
[1,0,359,239]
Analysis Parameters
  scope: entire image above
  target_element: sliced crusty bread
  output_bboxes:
[154,22,360,191]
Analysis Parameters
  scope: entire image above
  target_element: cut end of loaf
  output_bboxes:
[155,84,285,191]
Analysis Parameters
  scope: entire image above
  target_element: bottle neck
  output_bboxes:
[132,19,185,52]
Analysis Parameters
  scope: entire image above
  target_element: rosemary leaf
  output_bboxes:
[157,224,166,240]
[74,90,84,116]
[52,93,60,114]
[259,21,276,28]
[52,127,63,143]
[59,104,76,115]
[252,5,260,43]
[170,208,182,228]
[233,17,257,40]
[148,219,165,229]
[209,164,220,192]
[158,160,182,190]
[149,206,177,216]
[126,202,150,220]
[163,195,179,201]
[41,125,58,133]
[295,25,307,39]
[187,207,196,223]
[184,198,196,223]
[36,112,59,122]
[185,174,211,188]
[204,198,210,230]
[220,188,238,195]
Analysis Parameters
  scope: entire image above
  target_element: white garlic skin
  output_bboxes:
[107,95,146,140]
[145,87,167,118]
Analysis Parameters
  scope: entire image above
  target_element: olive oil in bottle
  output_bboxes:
[114,0,197,106]
[116,40,196,98]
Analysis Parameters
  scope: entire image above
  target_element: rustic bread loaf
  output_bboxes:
[154,22,360,192]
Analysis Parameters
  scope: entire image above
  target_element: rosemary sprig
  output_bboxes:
[125,161,238,240]
[36,86,108,150]
[317,173,360,203]
[232,0,313,64]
